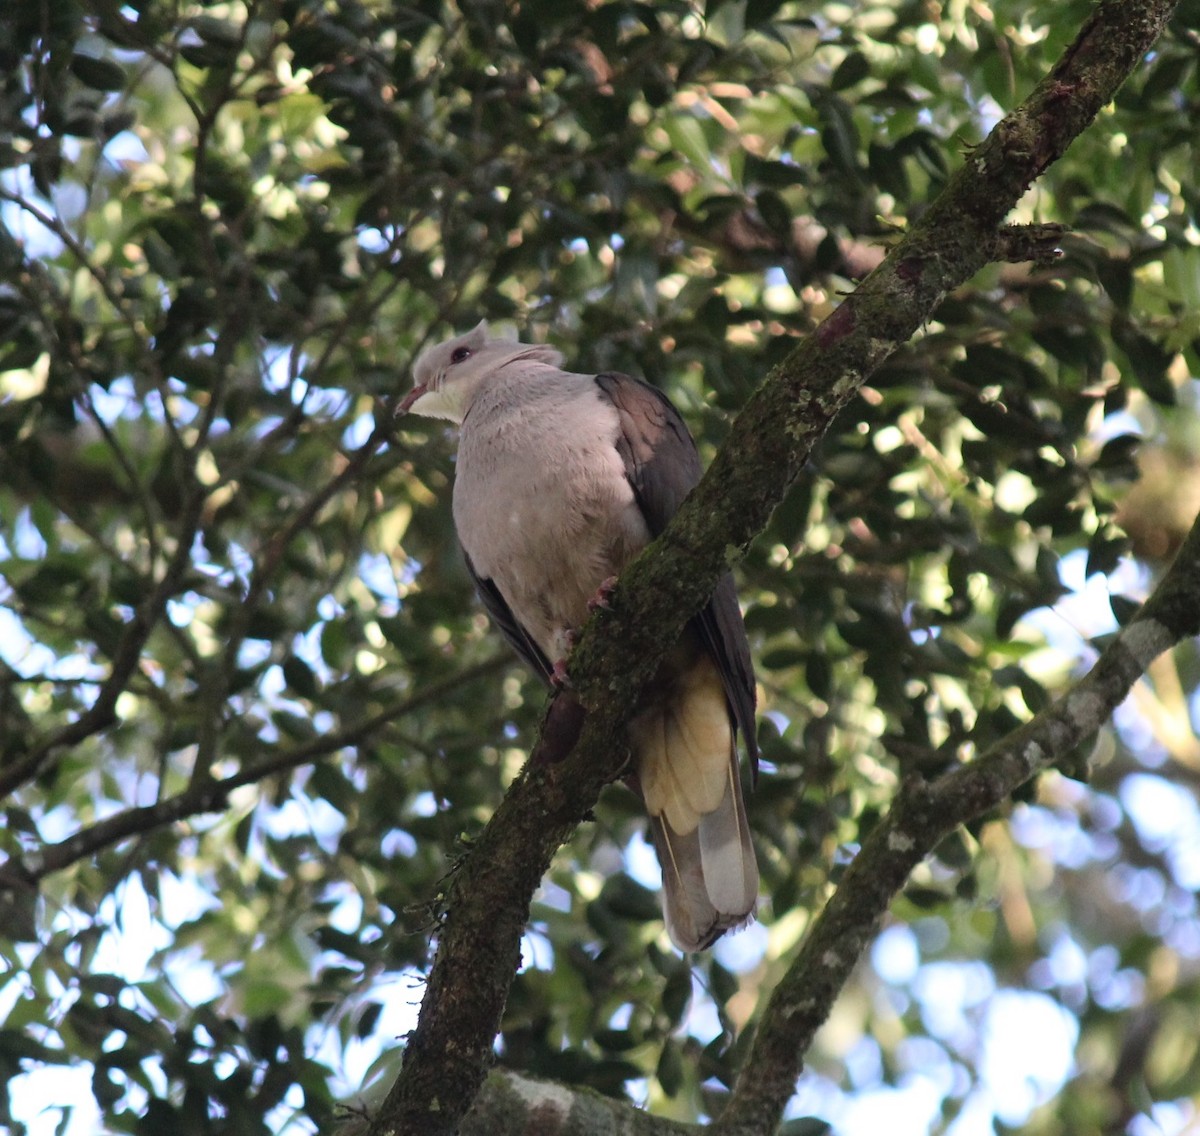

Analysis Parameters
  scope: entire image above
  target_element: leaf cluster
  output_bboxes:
[1,0,1199,1132]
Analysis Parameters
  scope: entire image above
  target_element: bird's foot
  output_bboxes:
[550,658,572,689]
[587,575,619,612]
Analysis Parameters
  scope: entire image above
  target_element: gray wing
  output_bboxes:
[594,372,758,768]
[462,549,554,686]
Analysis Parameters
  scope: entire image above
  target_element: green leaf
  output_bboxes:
[594,1028,641,1052]
[761,647,807,671]
[282,656,319,698]
[663,114,713,172]
[69,53,126,92]
[745,0,788,26]
[755,189,793,237]
[831,51,870,91]
[599,873,660,921]
[661,966,692,1027]
[779,1118,834,1136]
[1110,595,1141,625]
[1093,433,1141,478]
[816,93,860,174]
[1111,321,1176,404]
[1086,529,1130,578]
[656,1038,685,1097]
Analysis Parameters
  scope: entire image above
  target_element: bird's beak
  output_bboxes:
[396,384,427,415]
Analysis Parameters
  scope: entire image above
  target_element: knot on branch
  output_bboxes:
[991,223,1068,266]
[530,691,587,766]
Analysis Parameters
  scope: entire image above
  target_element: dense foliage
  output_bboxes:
[2,0,1199,1132]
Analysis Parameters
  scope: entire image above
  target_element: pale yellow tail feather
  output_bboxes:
[633,655,758,951]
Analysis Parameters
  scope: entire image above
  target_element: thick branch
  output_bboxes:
[343,1070,699,1136]
[373,2,1179,1133]
[460,1070,697,1136]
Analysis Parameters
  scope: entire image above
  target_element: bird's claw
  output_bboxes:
[587,575,619,612]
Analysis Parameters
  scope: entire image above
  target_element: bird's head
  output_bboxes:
[399,321,565,423]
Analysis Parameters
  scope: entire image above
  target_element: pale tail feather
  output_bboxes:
[633,654,759,951]
[697,755,757,915]
[651,815,720,952]
[650,761,757,951]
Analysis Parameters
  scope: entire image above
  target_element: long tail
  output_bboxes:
[630,652,758,952]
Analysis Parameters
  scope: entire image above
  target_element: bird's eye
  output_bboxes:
[450,346,472,364]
